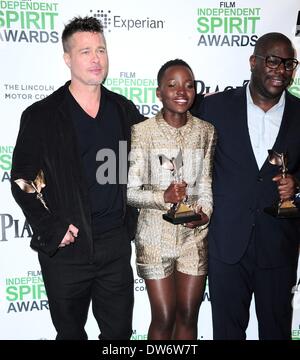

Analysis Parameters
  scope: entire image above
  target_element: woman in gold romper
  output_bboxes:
[127,59,216,340]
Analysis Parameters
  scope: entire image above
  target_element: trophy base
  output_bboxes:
[264,206,300,218]
[162,213,202,225]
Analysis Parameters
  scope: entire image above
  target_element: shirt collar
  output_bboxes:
[246,83,285,113]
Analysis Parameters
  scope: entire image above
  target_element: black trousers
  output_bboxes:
[38,225,134,340]
[208,237,298,340]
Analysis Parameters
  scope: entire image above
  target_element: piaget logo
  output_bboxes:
[0,213,32,241]
[0,0,59,43]
[5,270,49,313]
[196,1,260,47]
[196,79,249,95]
[104,72,160,116]
[0,145,13,183]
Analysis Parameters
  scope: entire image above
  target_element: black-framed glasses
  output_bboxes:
[255,54,299,71]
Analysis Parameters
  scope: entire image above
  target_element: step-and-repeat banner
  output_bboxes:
[0,0,300,340]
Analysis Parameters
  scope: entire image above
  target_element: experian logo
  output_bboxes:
[89,9,165,32]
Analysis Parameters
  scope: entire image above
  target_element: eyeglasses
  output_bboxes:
[255,54,299,71]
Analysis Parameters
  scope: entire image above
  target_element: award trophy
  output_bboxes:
[15,169,49,211]
[264,150,300,218]
[159,150,201,224]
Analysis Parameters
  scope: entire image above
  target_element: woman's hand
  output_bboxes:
[164,181,187,204]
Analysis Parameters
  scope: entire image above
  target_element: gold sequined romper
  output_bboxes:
[127,111,216,279]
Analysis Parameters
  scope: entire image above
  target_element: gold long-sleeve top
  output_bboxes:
[128,111,216,238]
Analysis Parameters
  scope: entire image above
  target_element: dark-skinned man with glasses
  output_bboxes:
[191,32,300,340]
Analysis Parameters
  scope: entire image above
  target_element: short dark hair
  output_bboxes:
[62,16,104,52]
[254,32,294,56]
[157,59,194,86]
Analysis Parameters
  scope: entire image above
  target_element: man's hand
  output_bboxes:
[184,207,209,229]
[272,174,297,202]
[58,224,79,248]
[164,181,187,204]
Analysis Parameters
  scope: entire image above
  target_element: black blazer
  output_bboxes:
[11,82,144,259]
[191,86,300,268]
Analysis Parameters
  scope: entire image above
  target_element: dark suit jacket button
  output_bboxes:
[257,176,263,182]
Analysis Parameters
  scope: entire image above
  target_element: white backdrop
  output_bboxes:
[0,0,300,340]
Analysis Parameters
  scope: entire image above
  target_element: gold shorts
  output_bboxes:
[134,217,208,280]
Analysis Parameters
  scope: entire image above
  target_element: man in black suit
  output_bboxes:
[191,32,300,339]
[11,16,144,339]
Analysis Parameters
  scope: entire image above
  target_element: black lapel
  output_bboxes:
[233,86,260,173]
